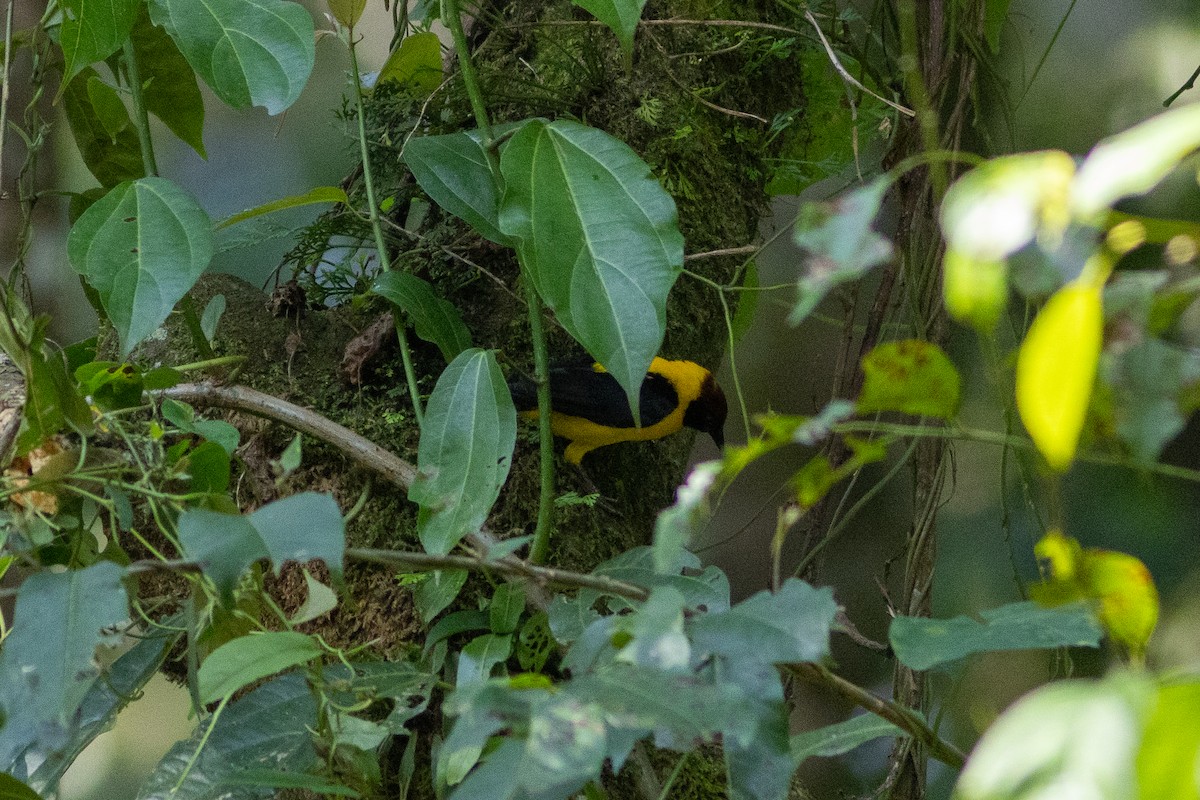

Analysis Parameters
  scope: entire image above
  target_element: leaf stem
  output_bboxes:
[442,0,555,563]
[346,32,423,428]
[121,38,158,178]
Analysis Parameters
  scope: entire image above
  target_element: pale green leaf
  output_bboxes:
[498,120,684,414]
[412,349,516,555]
[217,186,349,229]
[791,715,904,762]
[690,579,837,664]
[373,271,473,362]
[327,0,367,28]
[1137,680,1200,800]
[412,569,469,624]
[857,339,961,419]
[890,601,1102,671]
[456,634,512,686]
[198,631,322,703]
[489,583,526,635]
[199,293,226,343]
[290,570,338,625]
[147,0,315,114]
[67,177,214,356]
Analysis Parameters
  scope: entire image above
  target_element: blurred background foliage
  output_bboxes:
[2,0,1196,797]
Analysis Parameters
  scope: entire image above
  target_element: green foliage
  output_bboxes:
[571,0,650,64]
[412,349,516,554]
[791,715,903,762]
[377,31,443,94]
[58,0,139,85]
[198,631,323,703]
[67,178,215,356]
[372,271,473,362]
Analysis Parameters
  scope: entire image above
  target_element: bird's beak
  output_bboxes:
[710,429,725,451]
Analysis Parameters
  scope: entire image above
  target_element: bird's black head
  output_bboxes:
[683,372,728,451]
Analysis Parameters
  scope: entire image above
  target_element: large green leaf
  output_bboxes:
[890,601,1102,671]
[179,493,346,602]
[146,0,314,114]
[67,177,214,356]
[0,563,129,773]
[1137,680,1200,800]
[59,0,139,83]
[404,129,511,245]
[412,349,516,555]
[129,5,206,157]
[498,120,684,413]
[571,0,649,63]
[27,616,182,791]
[198,632,323,703]
[62,67,145,188]
[690,579,837,664]
[373,271,473,362]
[138,673,320,800]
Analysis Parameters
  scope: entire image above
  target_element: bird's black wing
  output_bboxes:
[509,359,678,429]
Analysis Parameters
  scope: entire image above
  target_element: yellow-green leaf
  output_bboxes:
[328,0,367,28]
[943,249,1008,332]
[378,31,442,95]
[1016,281,1103,471]
[857,339,961,419]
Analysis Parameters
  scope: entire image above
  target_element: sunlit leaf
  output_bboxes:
[147,0,315,114]
[1072,103,1200,219]
[857,339,961,419]
[373,271,473,362]
[412,349,516,555]
[198,631,322,703]
[1137,680,1200,800]
[67,177,214,356]
[217,187,349,229]
[328,0,367,28]
[943,250,1009,331]
[1015,280,1103,471]
[378,31,442,95]
[954,672,1150,800]
[498,119,684,415]
[889,601,1102,671]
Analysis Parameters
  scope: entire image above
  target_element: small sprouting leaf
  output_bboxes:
[412,569,469,624]
[327,0,367,28]
[889,600,1102,671]
[1016,280,1104,471]
[62,67,144,188]
[1030,530,1158,663]
[791,714,904,762]
[1072,103,1200,219]
[498,119,685,415]
[147,0,315,115]
[954,672,1150,800]
[290,570,338,625]
[0,563,128,771]
[571,0,649,63]
[790,176,893,326]
[130,5,206,158]
[67,177,214,357]
[489,583,526,635]
[199,293,226,343]
[404,129,511,245]
[373,271,473,362]
[857,339,962,419]
[278,433,303,476]
[198,631,322,703]
[217,186,349,229]
[412,349,516,555]
[456,634,513,686]
[377,31,442,94]
[690,579,838,665]
[59,0,139,84]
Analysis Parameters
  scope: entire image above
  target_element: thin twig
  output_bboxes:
[803,11,915,118]
[1164,63,1200,107]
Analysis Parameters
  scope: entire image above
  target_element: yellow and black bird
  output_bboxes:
[509,356,728,465]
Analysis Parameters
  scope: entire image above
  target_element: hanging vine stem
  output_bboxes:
[442,0,556,564]
[345,28,424,428]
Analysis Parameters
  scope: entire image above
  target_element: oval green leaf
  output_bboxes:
[411,349,516,555]
[857,339,962,419]
[67,177,214,356]
[327,0,367,28]
[147,0,315,115]
[198,631,322,704]
[373,271,472,362]
[378,31,442,94]
[498,120,684,413]
[404,129,511,245]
